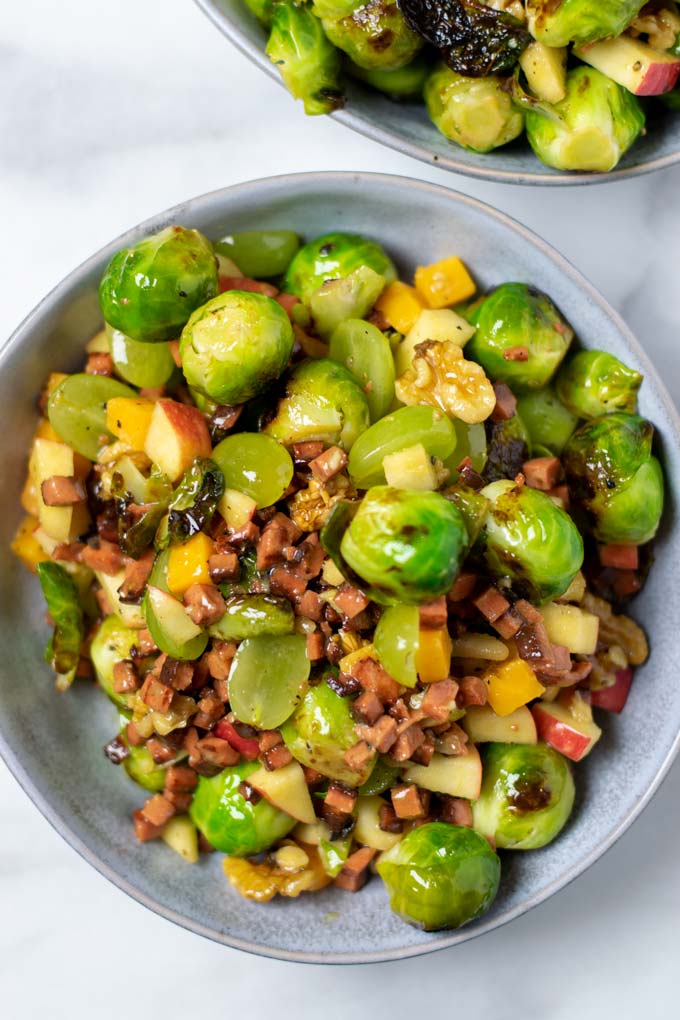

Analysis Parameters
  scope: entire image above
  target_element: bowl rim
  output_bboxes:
[191,0,680,187]
[3,170,680,964]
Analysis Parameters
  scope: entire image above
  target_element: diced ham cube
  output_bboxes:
[390,724,426,761]
[351,657,401,703]
[419,597,448,629]
[133,809,163,842]
[325,781,357,815]
[334,847,377,892]
[141,794,175,827]
[447,571,478,602]
[40,475,86,506]
[309,445,348,481]
[293,441,324,464]
[82,540,124,575]
[458,675,488,707]
[297,589,323,621]
[523,457,562,492]
[356,714,398,754]
[139,675,174,713]
[165,764,198,792]
[208,550,239,583]
[112,659,139,694]
[269,567,307,602]
[305,631,325,661]
[391,784,430,820]
[473,586,510,623]
[440,796,473,827]
[421,678,459,722]
[343,739,375,772]
[491,382,517,422]
[183,582,226,627]
[333,584,370,620]
[351,691,383,726]
[598,544,640,570]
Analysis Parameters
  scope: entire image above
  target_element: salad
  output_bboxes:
[12,224,663,930]
[256,0,680,172]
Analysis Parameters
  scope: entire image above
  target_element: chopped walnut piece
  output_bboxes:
[224,846,330,902]
[582,592,649,666]
[396,340,495,425]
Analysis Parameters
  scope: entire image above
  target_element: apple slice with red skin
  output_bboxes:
[591,668,634,714]
[575,37,680,96]
[532,694,602,762]
[144,398,211,481]
[214,720,260,761]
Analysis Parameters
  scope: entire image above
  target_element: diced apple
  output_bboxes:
[143,399,211,482]
[540,602,599,656]
[30,438,90,542]
[161,815,199,863]
[218,487,257,531]
[591,668,634,714]
[532,692,602,762]
[462,704,537,745]
[248,761,316,824]
[404,745,482,801]
[145,585,203,644]
[85,329,110,354]
[97,569,146,629]
[354,795,402,852]
[383,443,438,491]
[575,37,680,96]
[520,42,567,104]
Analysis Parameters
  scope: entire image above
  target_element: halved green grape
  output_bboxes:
[347,52,430,98]
[446,419,488,476]
[107,325,176,388]
[211,432,294,508]
[329,318,395,421]
[142,550,209,661]
[123,741,167,792]
[48,373,137,460]
[90,615,139,709]
[214,230,300,278]
[374,605,419,687]
[358,756,401,796]
[228,633,310,729]
[209,595,295,641]
[516,386,578,456]
[348,406,456,489]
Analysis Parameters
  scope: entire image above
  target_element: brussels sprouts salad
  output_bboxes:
[13,224,663,930]
[256,0,680,172]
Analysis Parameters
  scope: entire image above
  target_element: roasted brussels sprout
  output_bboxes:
[424,64,524,152]
[482,412,530,484]
[347,53,430,98]
[467,283,573,389]
[377,822,501,930]
[522,67,645,173]
[123,741,167,793]
[555,350,642,420]
[472,742,575,849]
[244,0,278,26]
[282,232,396,304]
[264,357,370,451]
[180,290,294,405]
[321,0,423,72]
[167,458,224,544]
[563,412,664,544]
[526,0,646,48]
[266,1,345,116]
[90,615,138,709]
[516,385,577,456]
[99,226,218,343]
[339,485,469,604]
[479,479,584,602]
[37,562,84,690]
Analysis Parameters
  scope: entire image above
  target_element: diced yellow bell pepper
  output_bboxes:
[45,372,68,397]
[416,628,453,683]
[167,532,214,596]
[484,657,545,717]
[106,397,155,452]
[375,281,425,335]
[35,418,62,442]
[11,515,48,573]
[414,257,476,309]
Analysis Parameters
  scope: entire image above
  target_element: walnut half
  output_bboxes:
[395,340,496,425]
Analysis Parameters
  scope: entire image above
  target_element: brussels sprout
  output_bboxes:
[472,742,575,849]
[526,0,646,47]
[467,283,573,390]
[266,2,345,116]
[282,231,396,304]
[563,412,664,544]
[190,761,296,855]
[244,0,277,28]
[264,358,370,451]
[347,53,430,98]
[482,412,530,484]
[213,230,300,279]
[479,479,584,602]
[322,0,423,72]
[516,386,578,456]
[37,562,84,690]
[522,67,645,173]
[180,290,294,405]
[555,350,643,420]
[377,822,501,930]
[424,64,524,153]
[358,756,401,795]
[99,226,218,343]
[90,615,138,708]
[167,459,224,545]
[123,741,167,793]
[339,485,469,605]
[442,481,490,545]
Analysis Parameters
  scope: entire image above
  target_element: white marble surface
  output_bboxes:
[3,1,680,1016]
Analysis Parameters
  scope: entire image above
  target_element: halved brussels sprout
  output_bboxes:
[321,0,423,71]
[266,1,345,116]
[482,412,531,484]
[526,0,646,47]
[282,232,396,304]
[347,53,430,98]
[90,615,139,709]
[425,64,524,153]
[555,350,642,419]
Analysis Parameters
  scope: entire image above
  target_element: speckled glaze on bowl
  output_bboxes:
[1,173,679,964]
[193,0,680,186]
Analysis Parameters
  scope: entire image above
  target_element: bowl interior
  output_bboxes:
[194,0,680,186]
[1,173,679,963]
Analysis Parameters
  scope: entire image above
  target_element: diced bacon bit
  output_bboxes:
[309,445,348,482]
[351,690,384,726]
[112,659,139,695]
[164,789,194,811]
[220,275,279,297]
[492,608,523,640]
[183,582,227,627]
[165,764,198,792]
[343,739,375,772]
[391,784,430,820]
[214,719,260,760]
[103,734,129,764]
[523,456,562,492]
[229,520,260,546]
[411,731,436,766]
[440,796,473,827]
[146,735,177,764]
[537,643,572,679]
[82,540,124,576]
[547,484,569,508]
[325,781,358,815]
[40,475,86,506]
[515,598,541,624]
[193,692,226,729]
[612,570,642,599]
[237,781,261,804]
[448,571,478,602]
[51,541,84,563]
[209,403,243,436]
[457,460,486,490]
[378,802,403,833]
[293,441,324,464]
[198,833,215,854]
[599,544,640,570]
[208,550,239,583]
[390,723,426,762]
[141,793,175,827]
[419,597,448,630]
[276,292,299,317]
[435,722,469,756]
[133,809,163,842]
[300,766,324,790]
[473,586,510,623]
[334,847,377,893]
[160,657,195,691]
[118,549,155,602]
[458,675,488,707]
[326,671,362,697]
[263,743,294,771]
[356,714,398,754]
[126,721,145,747]
[297,589,323,621]
[351,657,402,703]
[503,345,529,362]
[270,567,307,602]
[194,736,240,773]
[333,584,370,620]
[421,678,460,722]
[134,629,158,656]
[205,640,236,681]
[77,656,93,678]
[139,674,174,713]
[259,730,284,753]
[288,533,326,581]
[305,631,325,661]
[491,382,517,423]
[388,698,411,722]
[257,513,303,570]
[86,352,114,376]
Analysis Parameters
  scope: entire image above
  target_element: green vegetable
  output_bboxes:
[310,266,386,340]
[374,604,419,687]
[123,742,167,792]
[167,459,224,544]
[243,0,277,25]
[467,283,573,390]
[318,834,353,876]
[555,350,642,420]
[99,226,218,343]
[348,405,456,489]
[442,481,490,545]
[90,615,138,708]
[563,412,664,544]
[264,358,370,451]
[266,1,345,116]
[358,756,400,795]
[114,469,171,559]
[347,53,430,98]
[107,326,177,388]
[227,633,310,729]
[526,0,646,47]
[424,64,524,153]
[37,562,84,690]
[180,290,294,405]
[142,550,209,660]
[209,595,295,641]
[472,742,575,849]
[282,231,396,304]
[48,373,137,460]
[482,412,530,484]
[448,419,487,476]
[321,0,422,71]
[329,318,395,421]
[479,479,584,602]
[378,822,501,930]
[339,485,469,605]
[211,432,294,508]
[516,386,577,456]
[214,230,300,278]
[190,761,296,855]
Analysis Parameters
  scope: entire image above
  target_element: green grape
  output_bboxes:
[448,419,488,475]
[348,406,456,489]
[211,433,294,508]
[214,230,300,278]
[329,318,395,422]
[374,605,419,687]
[48,373,137,460]
[209,595,295,641]
[228,633,310,729]
[107,325,176,388]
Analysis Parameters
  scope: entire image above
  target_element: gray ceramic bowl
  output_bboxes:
[1,172,679,963]
[193,0,680,186]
